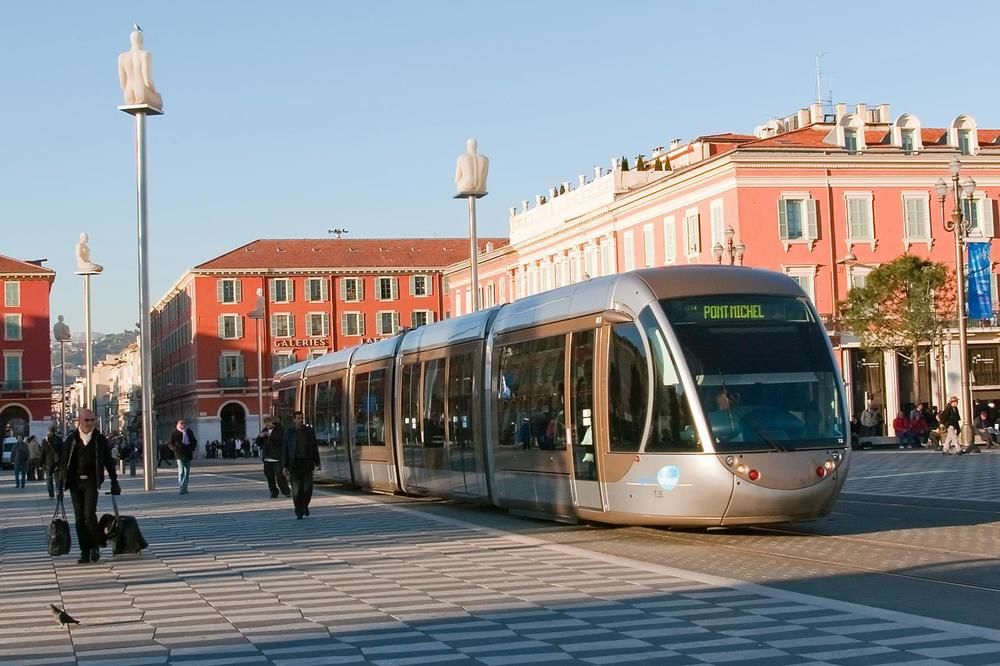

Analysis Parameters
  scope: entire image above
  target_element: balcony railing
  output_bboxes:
[2,379,22,391]
[217,376,248,388]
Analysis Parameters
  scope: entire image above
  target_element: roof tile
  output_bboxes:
[0,253,55,276]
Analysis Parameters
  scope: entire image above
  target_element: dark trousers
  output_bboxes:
[288,460,314,516]
[264,461,290,497]
[69,480,99,554]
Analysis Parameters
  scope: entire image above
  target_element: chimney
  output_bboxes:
[835,103,847,121]
[809,102,822,124]
[669,138,682,148]
[521,199,530,212]
[548,188,557,199]
[578,174,586,188]
[878,103,891,122]
[594,165,603,179]
[485,241,494,253]
[855,103,867,122]
[508,207,516,218]
[798,108,810,127]
[535,194,544,206]
[611,158,619,171]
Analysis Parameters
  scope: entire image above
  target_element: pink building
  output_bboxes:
[446,102,1000,427]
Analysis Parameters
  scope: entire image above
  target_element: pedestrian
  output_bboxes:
[11,436,29,488]
[27,435,41,481]
[57,408,121,564]
[939,396,964,454]
[282,411,320,520]
[167,419,196,494]
[40,430,63,498]
[256,416,290,499]
[859,401,882,437]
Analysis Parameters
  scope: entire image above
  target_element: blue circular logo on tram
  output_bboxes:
[656,465,681,491]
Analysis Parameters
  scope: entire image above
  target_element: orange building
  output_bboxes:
[0,254,55,439]
[446,102,1000,427]
[151,237,506,447]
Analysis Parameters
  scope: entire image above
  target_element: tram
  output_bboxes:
[271,266,850,526]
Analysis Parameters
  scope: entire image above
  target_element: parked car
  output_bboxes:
[1,437,17,470]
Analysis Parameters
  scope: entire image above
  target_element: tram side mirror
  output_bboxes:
[599,310,633,324]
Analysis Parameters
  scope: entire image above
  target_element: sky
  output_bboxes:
[4,0,1000,334]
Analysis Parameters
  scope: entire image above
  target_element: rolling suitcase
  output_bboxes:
[107,494,148,555]
[47,496,71,556]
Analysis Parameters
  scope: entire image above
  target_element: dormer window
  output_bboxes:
[949,115,979,156]
[901,129,915,153]
[844,129,859,153]
[960,129,973,156]
[892,113,923,153]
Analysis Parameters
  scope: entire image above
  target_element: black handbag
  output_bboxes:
[47,496,71,556]
[108,495,148,555]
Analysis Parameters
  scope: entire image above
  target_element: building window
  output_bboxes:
[4,282,19,307]
[663,216,677,264]
[4,352,22,391]
[340,277,363,302]
[848,267,872,291]
[218,314,243,339]
[601,239,616,275]
[270,313,294,338]
[962,197,995,238]
[410,274,431,297]
[306,312,330,337]
[499,277,507,303]
[585,245,598,278]
[377,276,398,301]
[710,199,724,249]
[642,225,655,267]
[219,353,244,379]
[342,312,365,336]
[309,350,326,360]
[411,310,433,329]
[903,194,931,243]
[784,267,817,304]
[844,129,859,153]
[376,311,400,335]
[846,194,875,243]
[684,210,700,257]
[622,231,635,272]
[901,129,915,153]
[959,129,973,156]
[270,278,292,303]
[217,279,242,304]
[778,196,818,242]
[305,277,328,302]
[272,353,295,372]
[4,314,21,341]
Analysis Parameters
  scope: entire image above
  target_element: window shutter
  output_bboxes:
[426,276,433,296]
[289,315,295,337]
[427,311,435,324]
[217,280,224,303]
[392,277,399,300]
[984,198,995,237]
[218,355,226,377]
[236,316,244,338]
[218,315,225,338]
[805,200,818,239]
[321,279,329,302]
[392,311,399,332]
[358,280,365,301]
[268,279,276,302]
[323,313,330,336]
[339,279,347,301]
[341,313,348,335]
[777,200,789,240]
[359,314,366,336]
[409,276,415,296]
[270,314,278,337]
[236,355,244,377]
[234,281,242,303]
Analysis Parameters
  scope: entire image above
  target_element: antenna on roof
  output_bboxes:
[327,228,349,239]
[815,53,825,107]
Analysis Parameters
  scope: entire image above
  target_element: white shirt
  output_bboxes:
[80,429,93,446]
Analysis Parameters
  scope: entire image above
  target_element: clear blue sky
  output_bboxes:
[3,1,1000,333]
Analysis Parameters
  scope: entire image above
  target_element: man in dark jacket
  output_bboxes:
[167,419,197,494]
[58,408,121,564]
[256,415,290,498]
[283,411,320,519]
[40,429,63,498]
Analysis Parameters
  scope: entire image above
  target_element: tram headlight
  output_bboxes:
[823,459,835,471]
[736,463,748,475]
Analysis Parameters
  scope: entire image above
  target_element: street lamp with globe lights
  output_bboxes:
[934,156,978,446]
[713,226,746,265]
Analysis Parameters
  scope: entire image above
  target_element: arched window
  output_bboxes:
[825,113,867,152]
[950,115,979,156]
[892,114,923,153]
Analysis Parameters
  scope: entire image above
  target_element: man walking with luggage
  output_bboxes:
[168,419,196,494]
[257,416,290,499]
[58,408,121,564]
[283,411,320,519]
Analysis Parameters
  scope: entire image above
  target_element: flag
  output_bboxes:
[967,241,993,320]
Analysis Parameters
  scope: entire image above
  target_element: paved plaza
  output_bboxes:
[1,454,999,665]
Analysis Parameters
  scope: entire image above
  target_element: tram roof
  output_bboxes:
[632,265,805,300]
[398,306,500,355]
[302,346,354,377]
[273,359,309,385]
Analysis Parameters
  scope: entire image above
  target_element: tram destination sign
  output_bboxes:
[663,296,809,325]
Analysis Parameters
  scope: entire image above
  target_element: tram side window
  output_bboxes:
[640,308,698,452]
[423,359,446,451]
[312,381,331,446]
[274,387,297,430]
[355,369,386,446]
[448,353,476,448]
[496,334,566,451]
[328,377,344,447]
[401,363,421,448]
[609,322,649,453]
[304,384,317,428]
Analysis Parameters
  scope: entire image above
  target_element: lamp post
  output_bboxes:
[935,156,977,446]
[247,288,266,433]
[53,315,71,439]
[713,226,746,265]
[454,138,489,313]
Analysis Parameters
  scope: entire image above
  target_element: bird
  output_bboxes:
[132,23,142,32]
[50,604,79,628]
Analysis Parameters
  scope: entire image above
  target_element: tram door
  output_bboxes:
[569,329,604,511]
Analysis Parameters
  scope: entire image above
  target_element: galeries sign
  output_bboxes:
[274,338,329,348]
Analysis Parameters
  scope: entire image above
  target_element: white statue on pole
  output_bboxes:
[75,233,104,274]
[454,138,489,196]
[118,27,163,109]
[53,315,71,342]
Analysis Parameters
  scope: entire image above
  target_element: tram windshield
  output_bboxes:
[661,294,845,452]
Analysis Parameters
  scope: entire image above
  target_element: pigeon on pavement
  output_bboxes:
[49,604,79,628]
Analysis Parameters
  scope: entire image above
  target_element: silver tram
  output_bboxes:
[271,266,850,526]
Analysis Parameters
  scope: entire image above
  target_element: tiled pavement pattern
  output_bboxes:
[2,465,1000,665]
[842,449,1000,502]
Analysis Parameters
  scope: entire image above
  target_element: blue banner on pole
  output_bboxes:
[967,241,993,320]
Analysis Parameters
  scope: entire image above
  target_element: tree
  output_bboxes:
[634,154,646,171]
[558,184,566,195]
[838,255,956,404]
[620,156,629,171]
[653,157,664,171]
